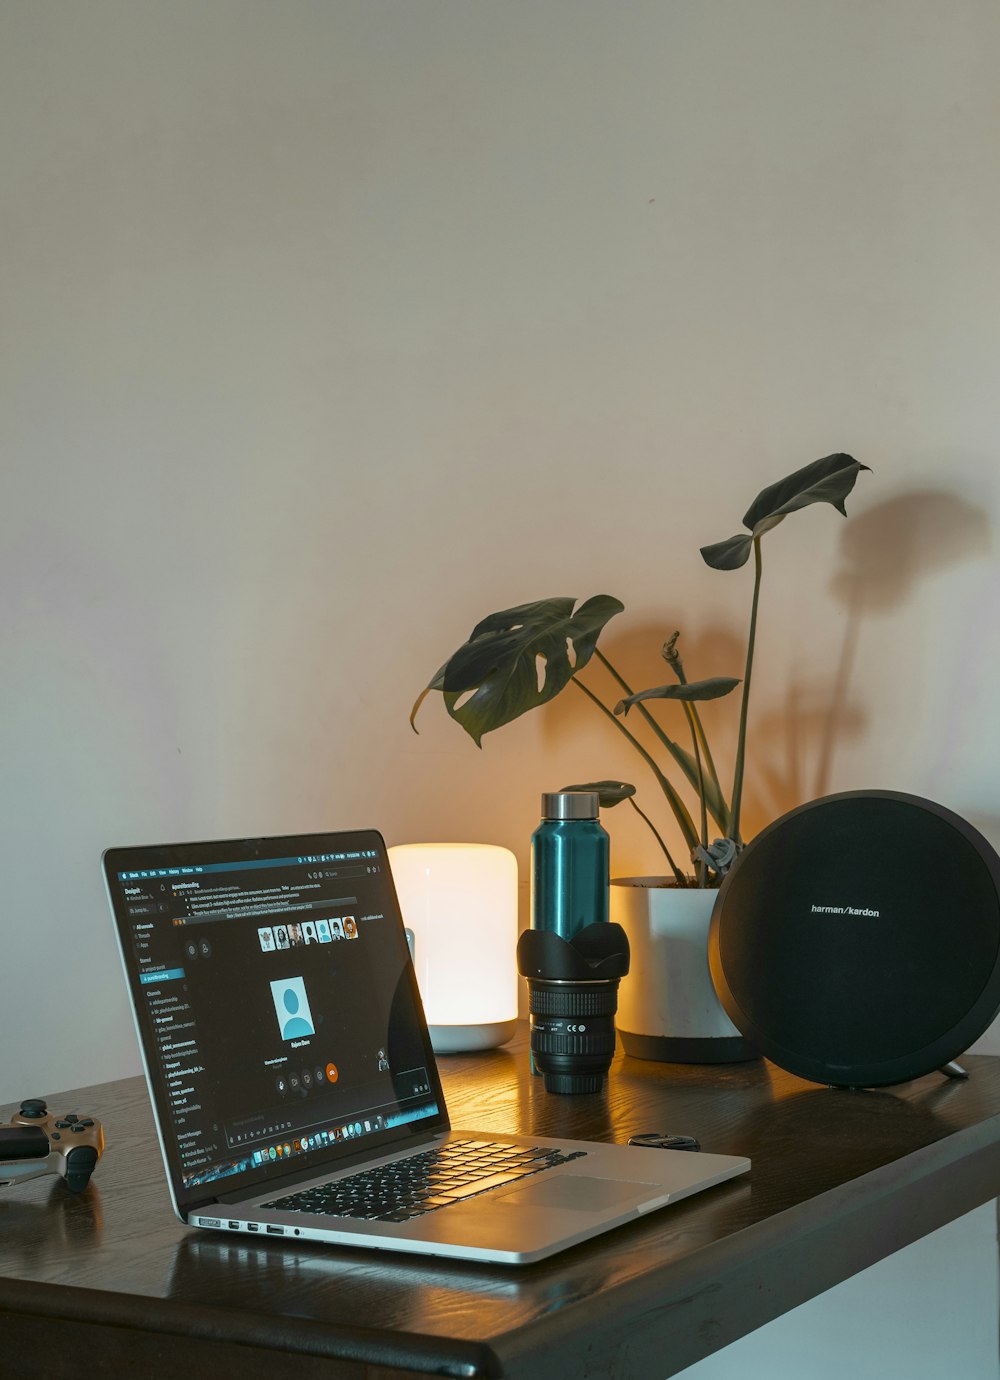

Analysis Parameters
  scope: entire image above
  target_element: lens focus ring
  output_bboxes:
[528,983,619,1018]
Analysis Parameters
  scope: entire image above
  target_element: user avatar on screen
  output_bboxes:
[270,976,316,1040]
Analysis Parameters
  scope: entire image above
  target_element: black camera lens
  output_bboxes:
[517,923,630,1095]
[528,982,620,1094]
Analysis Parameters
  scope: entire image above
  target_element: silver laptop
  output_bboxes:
[104,830,749,1265]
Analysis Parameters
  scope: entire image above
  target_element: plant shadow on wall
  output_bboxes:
[794,488,987,805]
[411,454,871,886]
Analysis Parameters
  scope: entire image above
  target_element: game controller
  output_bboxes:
[0,1099,104,1192]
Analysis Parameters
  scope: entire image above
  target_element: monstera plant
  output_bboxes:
[412,453,870,887]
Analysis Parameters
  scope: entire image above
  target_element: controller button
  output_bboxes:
[51,1132,61,1140]
[55,1120,72,1129]
[71,1124,86,1133]
[18,1100,47,1119]
[64,1113,79,1122]
[79,1119,94,1127]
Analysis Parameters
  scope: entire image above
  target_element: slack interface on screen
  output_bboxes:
[115,850,438,1189]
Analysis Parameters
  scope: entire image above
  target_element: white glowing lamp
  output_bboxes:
[388,843,519,1053]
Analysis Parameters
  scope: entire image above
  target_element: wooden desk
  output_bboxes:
[2,1029,999,1379]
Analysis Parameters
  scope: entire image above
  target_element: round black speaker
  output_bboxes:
[708,791,1000,1087]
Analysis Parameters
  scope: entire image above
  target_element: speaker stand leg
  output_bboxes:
[940,1061,969,1080]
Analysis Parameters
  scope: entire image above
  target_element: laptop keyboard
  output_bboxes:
[263,1139,587,1223]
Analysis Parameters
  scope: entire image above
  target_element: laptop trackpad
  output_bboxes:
[494,1174,658,1211]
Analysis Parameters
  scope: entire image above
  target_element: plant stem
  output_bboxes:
[683,703,708,886]
[626,799,687,885]
[594,648,674,750]
[662,646,731,838]
[593,648,729,834]
[569,676,698,852]
[730,535,763,846]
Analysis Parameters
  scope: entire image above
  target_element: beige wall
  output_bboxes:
[3,0,1000,1091]
[4,7,1000,1376]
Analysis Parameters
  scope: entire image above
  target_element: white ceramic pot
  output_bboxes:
[611,877,756,1062]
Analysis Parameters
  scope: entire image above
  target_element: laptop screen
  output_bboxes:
[104,830,448,1213]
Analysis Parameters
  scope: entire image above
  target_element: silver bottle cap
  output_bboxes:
[541,791,600,820]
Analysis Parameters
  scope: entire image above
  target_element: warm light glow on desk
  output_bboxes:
[388,843,518,1053]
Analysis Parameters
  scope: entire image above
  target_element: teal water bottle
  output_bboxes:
[525,790,620,1089]
[531,791,609,939]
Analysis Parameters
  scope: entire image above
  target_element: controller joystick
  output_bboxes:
[0,1099,104,1192]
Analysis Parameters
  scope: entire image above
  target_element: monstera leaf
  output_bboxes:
[700,453,870,571]
[615,677,741,714]
[559,780,636,809]
[411,596,624,746]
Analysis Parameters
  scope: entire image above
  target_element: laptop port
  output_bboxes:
[247,1223,259,1232]
[266,1225,284,1235]
[228,1221,240,1229]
